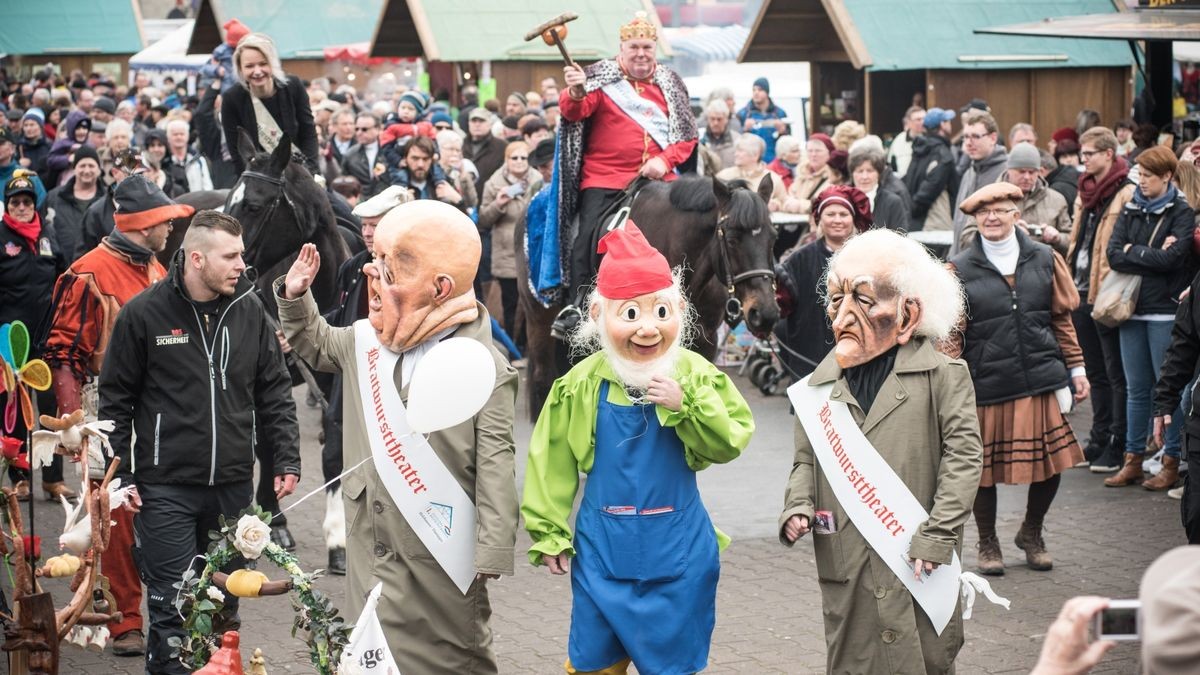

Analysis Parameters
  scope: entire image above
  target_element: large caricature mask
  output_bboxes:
[366,200,481,352]
[582,222,686,389]
[825,254,922,369]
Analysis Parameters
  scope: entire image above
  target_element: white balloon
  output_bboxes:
[407,338,497,434]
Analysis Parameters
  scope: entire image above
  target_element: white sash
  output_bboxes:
[788,376,962,635]
[353,320,476,594]
[250,93,284,154]
[601,79,671,150]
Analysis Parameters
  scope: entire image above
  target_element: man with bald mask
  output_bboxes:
[276,200,518,674]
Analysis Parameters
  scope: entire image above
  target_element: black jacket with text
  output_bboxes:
[99,249,300,485]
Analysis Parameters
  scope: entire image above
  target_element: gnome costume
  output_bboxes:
[522,222,753,674]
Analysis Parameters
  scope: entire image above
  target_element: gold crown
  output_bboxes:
[619,11,658,42]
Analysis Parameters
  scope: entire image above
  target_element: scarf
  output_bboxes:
[981,229,1019,276]
[844,345,899,414]
[1078,156,1129,212]
[105,227,155,265]
[1132,184,1178,215]
[3,212,41,252]
[393,291,479,352]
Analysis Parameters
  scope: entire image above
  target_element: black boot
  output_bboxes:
[270,525,296,551]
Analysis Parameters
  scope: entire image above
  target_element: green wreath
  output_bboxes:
[170,506,351,673]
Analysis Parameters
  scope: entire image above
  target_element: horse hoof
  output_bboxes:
[328,547,347,575]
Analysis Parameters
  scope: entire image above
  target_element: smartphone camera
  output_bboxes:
[1094,600,1140,641]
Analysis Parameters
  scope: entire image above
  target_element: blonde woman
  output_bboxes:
[220,32,319,174]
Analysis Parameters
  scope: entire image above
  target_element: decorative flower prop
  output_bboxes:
[232,514,271,560]
[0,435,29,471]
[0,321,52,434]
[172,506,351,673]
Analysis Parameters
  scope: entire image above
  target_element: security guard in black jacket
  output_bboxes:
[99,204,300,674]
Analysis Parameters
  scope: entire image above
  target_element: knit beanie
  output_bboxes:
[224,19,251,47]
[398,91,428,119]
[72,145,101,169]
[753,77,770,94]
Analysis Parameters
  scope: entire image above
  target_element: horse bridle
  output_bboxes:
[228,170,301,266]
[715,210,776,327]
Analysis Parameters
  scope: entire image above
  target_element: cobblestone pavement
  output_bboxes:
[30,370,1182,674]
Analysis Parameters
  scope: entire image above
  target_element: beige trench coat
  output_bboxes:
[278,287,519,675]
[779,339,983,675]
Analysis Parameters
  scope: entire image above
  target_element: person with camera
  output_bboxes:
[961,143,1073,254]
[479,140,541,339]
[1103,146,1197,490]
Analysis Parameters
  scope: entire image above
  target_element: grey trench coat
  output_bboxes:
[780,338,983,674]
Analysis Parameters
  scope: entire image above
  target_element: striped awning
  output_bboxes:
[666,25,750,62]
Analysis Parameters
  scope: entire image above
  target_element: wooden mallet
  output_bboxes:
[524,12,579,68]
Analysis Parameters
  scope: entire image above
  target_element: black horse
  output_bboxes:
[519,175,780,419]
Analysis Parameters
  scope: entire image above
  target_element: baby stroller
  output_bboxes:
[741,338,792,396]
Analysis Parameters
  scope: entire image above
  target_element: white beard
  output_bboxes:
[598,323,682,391]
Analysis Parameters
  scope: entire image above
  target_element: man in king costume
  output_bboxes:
[523,221,754,674]
[548,11,698,337]
[277,200,519,673]
[779,229,984,674]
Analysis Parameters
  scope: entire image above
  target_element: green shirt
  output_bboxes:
[521,349,755,566]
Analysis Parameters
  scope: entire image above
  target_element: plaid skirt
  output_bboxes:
[977,392,1084,487]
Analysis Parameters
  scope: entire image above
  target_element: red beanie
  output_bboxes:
[808,133,835,153]
[814,185,873,233]
[224,19,251,47]
[1051,127,1079,144]
[595,221,672,300]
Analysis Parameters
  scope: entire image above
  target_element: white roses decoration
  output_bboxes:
[206,586,226,603]
[233,514,272,560]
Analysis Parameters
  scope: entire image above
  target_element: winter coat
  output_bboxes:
[44,177,104,262]
[195,81,239,189]
[278,287,518,674]
[1106,191,1197,316]
[479,168,542,279]
[1046,165,1079,218]
[905,134,958,232]
[19,135,52,185]
[780,338,982,675]
[162,148,214,194]
[221,75,319,175]
[952,146,1009,254]
[341,142,385,198]
[736,100,789,162]
[1153,269,1200,437]
[774,239,835,376]
[881,167,912,215]
[99,252,301,486]
[464,134,508,197]
[1067,181,1135,304]
[951,231,1071,405]
[80,186,117,256]
[46,110,93,185]
[870,187,910,232]
[701,127,740,170]
[0,214,65,339]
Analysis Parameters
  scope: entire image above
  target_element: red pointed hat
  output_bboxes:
[595,220,672,300]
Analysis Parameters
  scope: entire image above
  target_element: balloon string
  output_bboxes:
[272,456,371,518]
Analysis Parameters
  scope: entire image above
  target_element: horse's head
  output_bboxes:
[226,129,314,273]
[713,177,780,339]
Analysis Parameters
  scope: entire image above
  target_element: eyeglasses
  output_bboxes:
[962,133,990,142]
[509,155,528,161]
[977,207,1017,218]
[1080,150,1107,160]
[8,197,34,208]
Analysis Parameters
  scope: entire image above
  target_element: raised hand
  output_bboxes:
[284,243,321,300]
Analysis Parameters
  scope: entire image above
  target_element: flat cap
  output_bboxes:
[352,185,413,218]
[959,182,1024,215]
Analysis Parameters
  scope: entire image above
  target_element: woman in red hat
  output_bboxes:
[523,221,753,674]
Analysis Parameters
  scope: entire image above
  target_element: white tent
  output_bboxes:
[129,20,210,72]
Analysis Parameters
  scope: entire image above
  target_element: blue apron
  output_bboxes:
[568,381,720,675]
